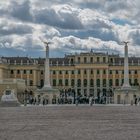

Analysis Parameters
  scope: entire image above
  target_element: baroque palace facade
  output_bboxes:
[0,51,140,102]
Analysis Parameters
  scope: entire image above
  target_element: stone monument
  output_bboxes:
[35,41,59,104]
[114,42,140,104]
[0,88,20,107]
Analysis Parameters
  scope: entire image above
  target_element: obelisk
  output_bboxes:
[43,42,51,88]
[35,41,59,104]
[122,41,131,89]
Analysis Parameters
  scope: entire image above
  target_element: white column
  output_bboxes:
[44,44,51,88]
[119,71,122,86]
[131,70,134,85]
[75,70,78,96]
[94,69,97,97]
[100,69,103,91]
[87,69,90,96]
[81,69,84,96]
[122,42,130,88]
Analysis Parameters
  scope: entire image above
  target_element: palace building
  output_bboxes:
[0,51,140,103]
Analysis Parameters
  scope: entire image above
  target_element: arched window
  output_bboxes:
[90,79,94,87]
[109,79,112,87]
[65,79,68,86]
[122,79,124,86]
[115,79,119,86]
[40,79,44,88]
[53,79,56,86]
[59,79,62,86]
[97,79,100,87]
[71,79,75,86]
[134,79,138,86]
[129,79,132,86]
[84,79,87,87]
[77,79,81,87]
[103,79,106,87]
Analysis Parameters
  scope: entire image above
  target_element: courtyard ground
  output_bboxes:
[0,105,140,140]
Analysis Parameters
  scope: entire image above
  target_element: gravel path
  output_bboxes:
[0,105,140,140]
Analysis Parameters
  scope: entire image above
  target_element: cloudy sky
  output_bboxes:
[0,0,140,57]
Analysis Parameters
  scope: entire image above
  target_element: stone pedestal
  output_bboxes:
[35,87,59,104]
[0,89,20,107]
[114,87,139,104]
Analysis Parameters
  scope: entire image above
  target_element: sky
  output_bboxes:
[0,0,140,57]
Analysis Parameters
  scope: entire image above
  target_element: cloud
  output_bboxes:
[0,18,33,36]
[0,0,140,57]
[33,4,83,30]
[9,0,33,21]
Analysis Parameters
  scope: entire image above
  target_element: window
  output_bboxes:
[40,79,44,88]
[77,79,81,87]
[97,79,100,87]
[23,70,26,74]
[84,79,87,87]
[78,70,80,74]
[97,70,100,75]
[90,79,94,87]
[53,79,56,86]
[65,79,68,86]
[10,70,14,74]
[41,70,43,75]
[103,57,106,63]
[122,79,124,85]
[109,70,112,74]
[71,70,74,74]
[30,80,33,86]
[78,57,80,63]
[30,70,32,74]
[53,71,56,75]
[59,71,62,74]
[91,69,93,74]
[110,58,113,63]
[90,57,93,63]
[122,70,124,74]
[71,59,74,64]
[59,79,62,86]
[129,79,132,85]
[103,70,106,74]
[71,79,75,86]
[134,79,138,86]
[116,70,118,74]
[65,71,68,74]
[84,57,87,63]
[97,57,100,62]
[115,79,119,86]
[84,70,87,75]
[103,79,106,87]
[129,70,131,74]
[17,70,20,74]
[109,79,112,86]
[135,70,137,74]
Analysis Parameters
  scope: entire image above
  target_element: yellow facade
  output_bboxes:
[0,52,140,99]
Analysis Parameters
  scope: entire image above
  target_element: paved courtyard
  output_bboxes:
[0,105,140,140]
